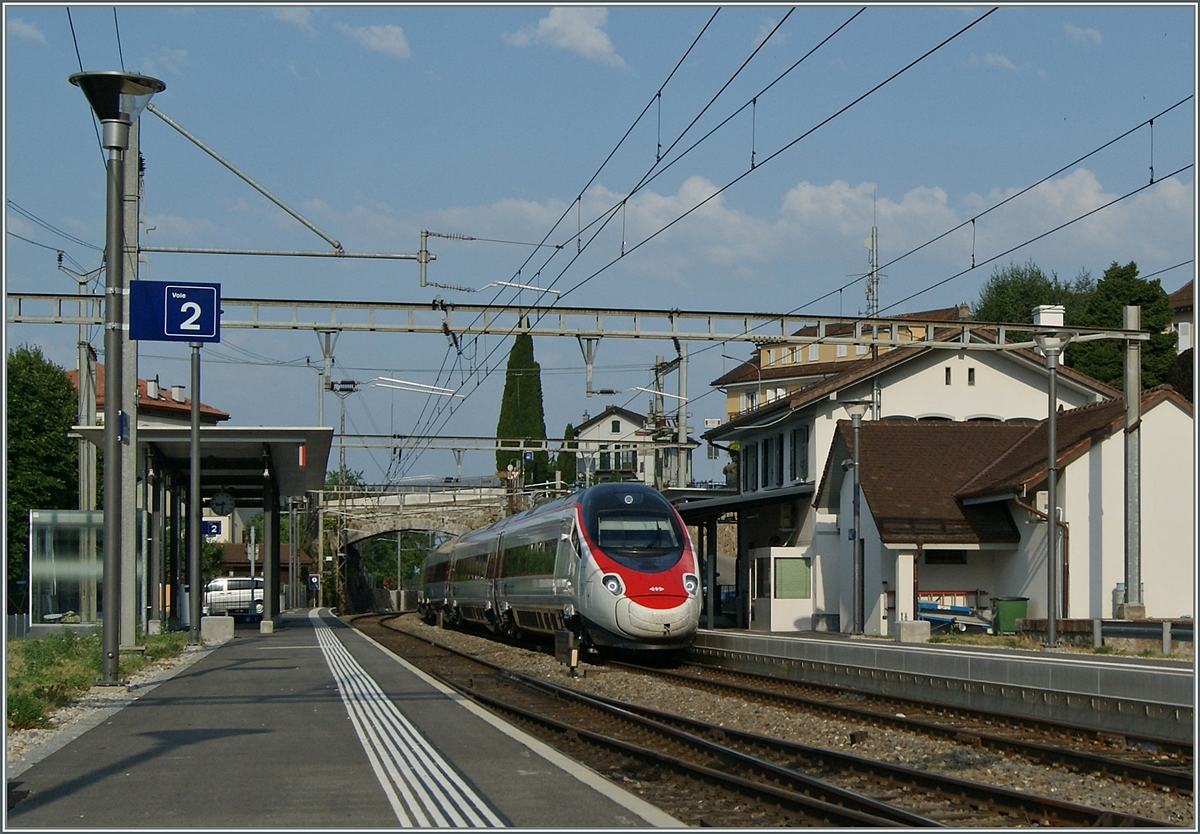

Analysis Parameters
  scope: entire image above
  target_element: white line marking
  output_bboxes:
[310,610,504,827]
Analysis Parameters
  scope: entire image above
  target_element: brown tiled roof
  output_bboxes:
[710,305,972,388]
[705,327,1120,440]
[67,364,230,424]
[956,386,1192,501]
[825,420,1030,545]
[1169,279,1193,313]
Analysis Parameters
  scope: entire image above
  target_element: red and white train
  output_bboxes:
[418,482,700,651]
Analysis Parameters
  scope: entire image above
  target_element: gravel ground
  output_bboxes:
[7,619,1193,827]
[381,614,1195,827]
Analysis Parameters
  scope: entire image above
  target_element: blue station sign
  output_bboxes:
[129,281,221,342]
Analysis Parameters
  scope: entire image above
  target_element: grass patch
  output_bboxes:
[6,629,188,730]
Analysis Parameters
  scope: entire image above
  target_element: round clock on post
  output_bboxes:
[209,490,235,516]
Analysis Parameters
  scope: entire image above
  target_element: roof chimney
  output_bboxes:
[146,377,159,400]
[171,384,185,402]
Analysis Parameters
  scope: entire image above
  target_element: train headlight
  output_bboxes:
[683,573,699,596]
[601,573,624,596]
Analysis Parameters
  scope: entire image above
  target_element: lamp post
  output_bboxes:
[842,398,870,634]
[69,71,164,685]
[1032,308,1073,647]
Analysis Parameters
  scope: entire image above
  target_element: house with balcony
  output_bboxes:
[572,404,694,489]
[813,388,1193,635]
[684,309,1124,632]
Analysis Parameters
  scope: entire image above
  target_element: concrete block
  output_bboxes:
[894,620,931,643]
[147,620,162,636]
[259,618,275,634]
[201,616,235,644]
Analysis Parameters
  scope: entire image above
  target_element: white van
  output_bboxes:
[203,577,264,616]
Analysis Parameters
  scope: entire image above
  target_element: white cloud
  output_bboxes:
[505,7,625,68]
[7,18,46,44]
[142,48,189,77]
[337,23,411,59]
[271,8,315,32]
[982,53,1017,71]
[756,18,788,48]
[1064,24,1102,46]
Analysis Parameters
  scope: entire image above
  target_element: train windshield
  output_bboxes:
[581,484,686,571]
[596,513,680,552]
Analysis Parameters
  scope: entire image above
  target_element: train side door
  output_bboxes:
[750,552,772,631]
[553,519,580,602]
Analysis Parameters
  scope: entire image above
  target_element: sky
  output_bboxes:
[4,4,1196,485]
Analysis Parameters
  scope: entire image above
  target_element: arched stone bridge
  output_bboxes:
[323,486,508,548]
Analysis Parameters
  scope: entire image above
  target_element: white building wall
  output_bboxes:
[1063,431,1126,620]
[1138,401,1194,619]
[878,350,1096,421]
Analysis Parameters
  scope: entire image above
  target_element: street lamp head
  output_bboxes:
[841,398,870,420]
[69,71,164,150]
[1032,330,1073,368]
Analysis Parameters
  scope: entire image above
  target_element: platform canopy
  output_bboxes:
[71,425,332,509]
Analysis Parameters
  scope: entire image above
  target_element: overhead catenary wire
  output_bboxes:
[393,7,998,478]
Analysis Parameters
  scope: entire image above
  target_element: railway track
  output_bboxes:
[608,656,1194,794]
[352,614,1177,827]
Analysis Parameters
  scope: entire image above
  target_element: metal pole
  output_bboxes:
[188,342,202,644]
[99,136,126,683]
[852,413,863,634]
[677,344,688,488]
[1123,305,1142,611]
[1046,355,1060,646]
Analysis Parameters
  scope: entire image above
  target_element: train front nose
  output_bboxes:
[615,594,699,641]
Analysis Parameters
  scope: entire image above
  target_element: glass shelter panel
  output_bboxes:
[29,510,103,625]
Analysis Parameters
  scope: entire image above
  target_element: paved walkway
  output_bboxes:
[5,609,680,829]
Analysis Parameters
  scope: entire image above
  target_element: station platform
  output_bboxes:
[5,609,680,829]
[693,628,1194,742]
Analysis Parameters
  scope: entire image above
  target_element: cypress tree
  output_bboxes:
[557,423,578,485]
[495,333,550,482]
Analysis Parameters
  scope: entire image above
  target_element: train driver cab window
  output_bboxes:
[597,514,680,552]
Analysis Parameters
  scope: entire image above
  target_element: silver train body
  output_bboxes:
[418,482,700,650]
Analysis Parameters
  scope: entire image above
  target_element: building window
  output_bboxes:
[808,343,820,362]
[924,550,967,565]
[790,346,800,363]
[611,419,621,433]
[789,424,810,482]
[1179,321,1191,352]
[761,438,772,488]
[945,367,952,385]
[836,343,847,358]
[968,367,976,386]
[856,343,867,355]
[743,443,758,492]
[774,557,811,599]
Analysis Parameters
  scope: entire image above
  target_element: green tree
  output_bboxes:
[6,345,78,613]
[557,423,578,485]
[971,259,1094,332]
[494,333,550,483]
[201,541,225,583]
[359,530,438,589]
[1066,261,1176,390]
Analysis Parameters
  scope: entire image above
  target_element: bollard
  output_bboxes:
[1093,619,1103,650]
[1162,621,1171,655]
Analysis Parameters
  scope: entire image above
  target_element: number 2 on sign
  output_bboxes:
[179,301,202,330]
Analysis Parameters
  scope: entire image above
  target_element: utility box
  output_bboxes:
[554,629,580,676]
[992,597,1028,634]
